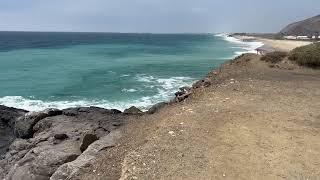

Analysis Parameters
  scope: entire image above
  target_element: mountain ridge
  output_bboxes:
[279,15,320,36]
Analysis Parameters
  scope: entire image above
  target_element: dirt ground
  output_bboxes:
[78,54,320,180]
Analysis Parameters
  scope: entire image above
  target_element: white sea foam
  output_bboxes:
[0,75,195,112]
[136,74,194,92]
[121,88,138,93]
[120,74,130,77]
[215,33,264,56]
[0,95,157,112]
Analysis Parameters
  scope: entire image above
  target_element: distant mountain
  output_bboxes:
[280,15,320,36]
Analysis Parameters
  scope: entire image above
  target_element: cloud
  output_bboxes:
[0,0,319,33]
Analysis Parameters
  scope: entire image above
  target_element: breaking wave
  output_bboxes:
[0,75,195,112]
[215,33,264,56]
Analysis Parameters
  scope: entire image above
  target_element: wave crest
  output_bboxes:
[0,75,195,112]
[215,33,264,56]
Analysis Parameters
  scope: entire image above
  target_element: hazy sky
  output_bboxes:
[0,0,319,33]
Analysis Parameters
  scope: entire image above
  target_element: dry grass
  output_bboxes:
[261,51,288,63]
[289,43,320,68]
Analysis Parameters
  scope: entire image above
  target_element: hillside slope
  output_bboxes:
[78,54,320,180]
[280,15,320,36]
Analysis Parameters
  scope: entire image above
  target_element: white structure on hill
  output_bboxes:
[284,35,320,40]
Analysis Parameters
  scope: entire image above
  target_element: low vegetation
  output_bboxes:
[289,43,320,67]
[261,51,288,63]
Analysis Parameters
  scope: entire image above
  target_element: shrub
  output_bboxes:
[261,51,288,63]
[289,43,320,68]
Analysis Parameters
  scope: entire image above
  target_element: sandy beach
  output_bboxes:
[233,35,313,52]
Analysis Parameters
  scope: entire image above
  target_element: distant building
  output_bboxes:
[296,36,310,40]
[284,36,297,40]
[284,35,313,40]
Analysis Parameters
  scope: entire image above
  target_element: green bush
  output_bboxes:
[289,43,320,67]
[261,51,288,63]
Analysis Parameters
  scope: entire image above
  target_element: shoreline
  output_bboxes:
[231,34,312,52]
[1,51,320,179]
[0,33,263,113]
[81,53,320,179]
[0,33,312,114]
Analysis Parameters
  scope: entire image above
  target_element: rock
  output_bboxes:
[43,108,62,116]
[147,102,168,114]
[174,86,192,102]
[0,105,28,126]
[50,131,121,180]
[0,106,28,156]
[192,78,211,89]
[5,141,81,180]
[14,108,62,138]
[123,106,143,115]
[62,107,122,116]
[110,109,122,114]
[175,86,191,97]
[62,108,79,116]
[80,134,99,152]
[32,118,53,135]
[54,134,68,140]
[15,111,47,138]
[14,112,46,139]
[0,105,130,179]
[175,93,191,102]
[9,139,32,152]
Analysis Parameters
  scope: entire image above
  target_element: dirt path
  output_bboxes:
[79,54,320,180]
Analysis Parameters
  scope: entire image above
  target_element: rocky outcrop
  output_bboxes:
[0,106,130,180]
[0,106,28,127]
[5,141,81,180]
[123,106,143,115]
[80,133,99,152]
[50,131,121,180]
[174,86,192,102]
[14,109,62,138]
[147,102,168,114]
[0,106,27,156]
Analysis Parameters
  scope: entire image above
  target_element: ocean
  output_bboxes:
[0,32,262,111]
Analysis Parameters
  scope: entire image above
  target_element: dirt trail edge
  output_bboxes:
[78,54,320,180]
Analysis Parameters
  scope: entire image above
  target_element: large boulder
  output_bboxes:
[51,131,121,180]
[0,105,28,127]
[0,106,28,156]
[14,109,62,138]
[5,141,81,180]
[1,106,129,179]
[62,107,122,117]
[80,133,99,152]
[123,106,143,115]
[147,102,168,114]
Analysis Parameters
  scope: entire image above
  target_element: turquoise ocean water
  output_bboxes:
[0,32,262,111]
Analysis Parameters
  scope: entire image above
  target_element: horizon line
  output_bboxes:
[0,30,276,35]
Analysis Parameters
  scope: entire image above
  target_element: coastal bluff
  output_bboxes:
[1,53,320,179]
[0,105,158,180]
[81,53,320,179]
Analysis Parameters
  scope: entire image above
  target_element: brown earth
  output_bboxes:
[77,54,320,180]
